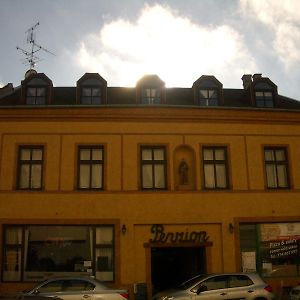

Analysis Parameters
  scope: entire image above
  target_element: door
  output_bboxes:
[151,247,206,294]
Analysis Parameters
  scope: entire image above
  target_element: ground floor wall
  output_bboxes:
[0,192,299,299]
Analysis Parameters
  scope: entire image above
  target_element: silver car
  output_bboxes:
[20,277,129,300]
[153,273,275,300]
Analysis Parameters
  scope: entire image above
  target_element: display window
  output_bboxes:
[2,225,115,282]
[240,222,300,277]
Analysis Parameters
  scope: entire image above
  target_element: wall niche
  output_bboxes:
[174,145,195,190]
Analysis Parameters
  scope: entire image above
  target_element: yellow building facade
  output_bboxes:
[0,72,299,299]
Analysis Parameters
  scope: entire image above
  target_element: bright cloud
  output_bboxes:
[240,0,300,70]
[76,4,257,87]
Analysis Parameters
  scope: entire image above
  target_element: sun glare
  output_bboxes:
[77,4,257,88]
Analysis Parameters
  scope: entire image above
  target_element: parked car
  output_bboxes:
[290,284,300,300]
[4,277,129,300]
[152,273,275,300]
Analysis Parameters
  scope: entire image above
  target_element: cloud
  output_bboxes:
[240,0,300,70]
[76,4,257,87]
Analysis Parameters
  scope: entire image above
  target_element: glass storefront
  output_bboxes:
[2,225,114,282]
[240,222,300,277]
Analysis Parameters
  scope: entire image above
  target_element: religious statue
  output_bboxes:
[179,159,189,185]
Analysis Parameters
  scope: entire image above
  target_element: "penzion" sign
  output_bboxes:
[149,224,210,244]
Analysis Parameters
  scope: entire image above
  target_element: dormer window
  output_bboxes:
[252,75,277,108]
[26,87,46,105]
[255,91,273,107]
[81,86,101,104]
[141,87,161,104]
[199,88,218,106]
[136,75,165,105]
[193,76,223,106]
[21,72,52,105]
[77,73,107,105]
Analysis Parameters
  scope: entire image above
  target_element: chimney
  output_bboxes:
[241,74,252,89]
[252,73,262,81]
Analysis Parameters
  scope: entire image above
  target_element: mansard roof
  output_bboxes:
[0,72,299,110]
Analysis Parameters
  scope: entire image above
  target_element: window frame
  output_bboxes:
[16,146,44,190]
[26,86,47,105]
[255,90,274,107]
[2,224,115,283]
[77,146,104,190]
[264,147,290,189]
[202,146,229,190]
[198,88,219,106]
[140,145,167,190]
[141,87,161,104]
[80,86,102,105]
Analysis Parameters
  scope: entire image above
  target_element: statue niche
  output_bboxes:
[174,146,195,190]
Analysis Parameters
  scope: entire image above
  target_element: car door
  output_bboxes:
[35,279,95,300]
[192,275,228,300]
[227,274,254,300]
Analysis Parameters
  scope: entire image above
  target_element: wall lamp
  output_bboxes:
[229,223,234,234]
[121,224,127,235]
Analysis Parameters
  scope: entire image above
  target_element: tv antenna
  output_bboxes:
[16,21,55,69]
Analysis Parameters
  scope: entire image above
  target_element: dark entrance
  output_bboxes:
[151,247,206,294]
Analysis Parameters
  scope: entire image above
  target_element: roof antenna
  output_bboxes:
[16,21,55,70]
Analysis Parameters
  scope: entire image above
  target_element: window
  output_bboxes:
[199,89,218,106]
[240,222,300,277]
[78,146,104,190]
[81,87,101,104]
[255,91,273,107]
[141,146,167,189]
[141,88,161,104]
[2,225,115,282]
[264,147,289,189]
[17,146,43,190]
[26,87,46,105]
[202,147,228,189]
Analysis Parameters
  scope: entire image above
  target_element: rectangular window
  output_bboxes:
[141,146,167,189]
[202,147,228,189]
[17,146,43,190]
[2,225,115,282]
[81,87,101,104]
[26,87,46,105]
[264,147,289,189]
[78,146,104,190]
[240,222,300,277]
[141,88,161,104]
[199,89,218,106]
[255,91,274,107]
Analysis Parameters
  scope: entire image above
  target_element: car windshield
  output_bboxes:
[178,275,207,290]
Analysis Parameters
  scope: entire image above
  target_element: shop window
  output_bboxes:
[141,146,167,190]
[202,147,229,189]
[239,222,300,277]
[17,146,44,190]
[2,225,115,282]
[141,87,161,104]
[264,147,289,189]
[77,146,104,190]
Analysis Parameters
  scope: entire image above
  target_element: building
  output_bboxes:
[0,70,299,299]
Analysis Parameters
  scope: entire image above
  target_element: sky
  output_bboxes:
[1,0,300,100]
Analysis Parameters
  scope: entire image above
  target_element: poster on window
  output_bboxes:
[260,223,299,260]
